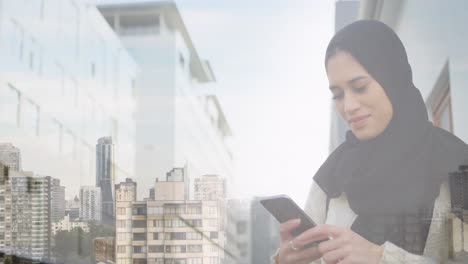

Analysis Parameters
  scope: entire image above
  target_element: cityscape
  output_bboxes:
[0,0,468,264]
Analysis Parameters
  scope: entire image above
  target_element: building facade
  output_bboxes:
[66,195,81,220]
[80,186,102,222]
[115,171,226,264]
[194,175,225,201]
[51,178,66,223]
[0,0,138,199]
[94,237,116,263]
[96,136,115,226]
[52,214,90,235]
[5,171,65,262]
[0,143,22,171]
[97,1,234,199]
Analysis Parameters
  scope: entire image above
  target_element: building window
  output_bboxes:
[164,205,185,214]
[148,206,163,215]
[207,219,217,227]
[117,246,126,253]
[208,245,218,252]
[164,232,186,240]
[132,206,146,215]
[117,207,126,215]
[149,245,164,253]
[187,232,202,240]
[206,257,219,264]
[133,259,148,264]
[164,259,186,264]
[117,220,126,228]
[133,246,146,253]
[186,206,201,214]
[132,220,146,228]
[117,232,127,241]
[186,219,202,227]
[187,245,202,253]
[133,233,146,241]
[187,258,202,264]
[153,219,163,227]
[165,245,186,253]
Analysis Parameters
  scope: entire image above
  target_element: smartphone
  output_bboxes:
[260,194,327,246]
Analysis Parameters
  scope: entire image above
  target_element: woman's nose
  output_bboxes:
[344,93,361,114]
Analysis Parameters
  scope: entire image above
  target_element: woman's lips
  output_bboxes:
[349,115,370,129]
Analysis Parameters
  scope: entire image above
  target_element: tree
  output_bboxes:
[53,227,92,264]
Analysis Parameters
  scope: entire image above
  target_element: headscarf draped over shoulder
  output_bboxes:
[314,20,468,254]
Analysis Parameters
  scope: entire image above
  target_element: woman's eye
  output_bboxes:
[332,93,344,100]
[353,86,367,93]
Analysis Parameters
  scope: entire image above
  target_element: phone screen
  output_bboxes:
[260,195,328,246]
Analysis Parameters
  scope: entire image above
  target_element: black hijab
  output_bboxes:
[314,20,468,254]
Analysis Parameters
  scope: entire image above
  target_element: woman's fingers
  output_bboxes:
[317,233,349,255]
[294,224,344,248]
[284,244,322,264]
[322,246,350,264]
[279,218,301,242]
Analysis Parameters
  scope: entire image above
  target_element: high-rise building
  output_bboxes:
[51,178,66,223]
[0,143,21,171]
[114,178,137,264]
[98,1,234,198]
[80,186,102,222]
[6,172,65,262]
[115,171,226,264]
[96,137,115,226]
[0,162,10,256]
[65,196,81,220]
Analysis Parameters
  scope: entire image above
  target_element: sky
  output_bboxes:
[95,0,336,206]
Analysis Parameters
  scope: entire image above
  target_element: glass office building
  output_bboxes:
[0,0,138,197]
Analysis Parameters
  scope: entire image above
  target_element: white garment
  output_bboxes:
[303,180,451,264]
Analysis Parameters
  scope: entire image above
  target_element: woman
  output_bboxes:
[274,20,468,264]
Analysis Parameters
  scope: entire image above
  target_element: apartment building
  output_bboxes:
[80,186,102,222]
[115,170,226,264]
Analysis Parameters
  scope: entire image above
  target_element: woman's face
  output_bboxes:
[327,50,394,141]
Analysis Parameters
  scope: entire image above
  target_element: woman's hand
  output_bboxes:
[294,224,384,264]
[277,219,322,264]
